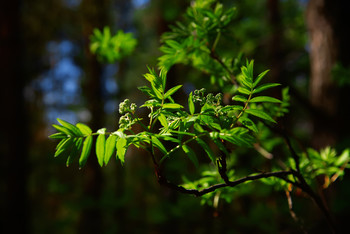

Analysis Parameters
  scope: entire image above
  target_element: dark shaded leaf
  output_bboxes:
[66,138,83,167]
[245,109,276,123]
[196,138,216,163]
[182,145,199,168]
[238,117,258,133]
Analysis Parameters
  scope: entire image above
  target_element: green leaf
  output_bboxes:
[158,114,168,129]
[66,138,83,167]
[138,86,155,97]
[219,128,254,147]
[76,123,92,135]
[116,137,127,164]
[79,135,93,168]
[52,124,73,136]
[335,149,349,166]
[151,136,167,154]
[220,105,243,112]
[237,87,251,95]
[253,70,269,88]
[156,134,181,143]
[250,96,281,103]
[96,134,106,167]
[232,95,248,102]
[164,85,182,99]
[196,138,216,163]
[55,138,74,157]
[165,40,182,50]
[57,118,82,136]
[163,103,183,109]
[104,134,117,165]
[49,132,68,139]
[56,138,68,150]
[188,92,195,115]
[245,109,276,123]
[253,83,280,94]
[182,145,199,168]
[238,117,258,133]
[151,82,163,100]
[212,138,229,155]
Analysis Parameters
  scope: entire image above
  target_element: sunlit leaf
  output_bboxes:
[163,103,183,109]
[253,83,280,94]
[104,134,117,165]
[151,136,167,154]
[116,137,127,164]
[158,114,168,129]
[188,92,195,115]
[79,135,93,168]
[52,124,73,136]
[96,134,106,167]
[49,132,68,139]
[250,96,281,103]
[232,95,248,102]
[253,70,269,88]
[237,87,251,95]
[76,123,92,135]
[57,118,82,136]
[164,85,182,99]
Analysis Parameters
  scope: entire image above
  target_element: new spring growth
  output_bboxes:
[119,99,138,129]
[119,99,137,114]
[193,88,223,106]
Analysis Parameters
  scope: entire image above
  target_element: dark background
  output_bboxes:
[1,0,350,233]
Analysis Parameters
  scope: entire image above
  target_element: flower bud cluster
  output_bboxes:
[119,113,132,129]
[119,99,137,114]
[193,88,223,106]
[118,99,138,129]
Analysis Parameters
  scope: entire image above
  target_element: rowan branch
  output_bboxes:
[157,170,295,197]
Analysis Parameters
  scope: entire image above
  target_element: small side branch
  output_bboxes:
[157,170,295,197]
[210,51,238,86]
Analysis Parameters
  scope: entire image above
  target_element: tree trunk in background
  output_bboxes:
[78,0,109,233]
[306,0,338,149]
[267,0,283,85]
[306,0,350,149]
[0,0,30,233]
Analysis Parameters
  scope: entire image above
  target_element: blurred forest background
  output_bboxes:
[1,0,350,233]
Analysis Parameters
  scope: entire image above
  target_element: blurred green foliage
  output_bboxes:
[90,27,137,63]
